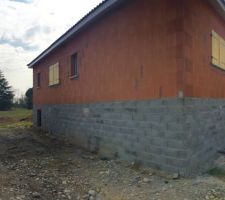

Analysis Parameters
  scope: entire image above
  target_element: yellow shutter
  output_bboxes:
[49,62,59,86]
[49,66,51,85]
[54,63,59,84]
[52,64,55,85]
[212,30,220,66]
[220,38,225,70]
[49,66,53,86]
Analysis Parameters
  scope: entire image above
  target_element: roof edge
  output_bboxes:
[208,0,225,21]
[28,0,124,68]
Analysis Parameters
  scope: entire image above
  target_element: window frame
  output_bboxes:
[70,53,79,79]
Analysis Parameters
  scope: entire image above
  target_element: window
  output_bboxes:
[212,30,225,70]
[49,62,59,86]
[70,53,78,78]
[37,72,41,87]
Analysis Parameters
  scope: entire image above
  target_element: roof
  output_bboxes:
[28,0,125,68]
[28,0,225,68]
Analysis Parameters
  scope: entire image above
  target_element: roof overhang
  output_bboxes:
[28,0,125,68]
[208,0,225,21]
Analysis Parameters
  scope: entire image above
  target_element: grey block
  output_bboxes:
[33,98,225,176]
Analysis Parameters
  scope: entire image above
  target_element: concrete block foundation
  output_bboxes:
[33,98,225,175]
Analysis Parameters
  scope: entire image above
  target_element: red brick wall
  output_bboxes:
[183,0,225,98]
[33,0,183,105]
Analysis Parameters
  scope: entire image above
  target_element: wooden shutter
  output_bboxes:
[49,65,54,86]
[49,62,59,86]
[212,30,220,67]
[54,63,59,84]
[220,38,225,70]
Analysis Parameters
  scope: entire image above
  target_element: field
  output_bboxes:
[0,108,32,128]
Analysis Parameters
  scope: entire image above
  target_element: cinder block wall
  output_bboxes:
[33,98,225,175]
[182,98,225,174]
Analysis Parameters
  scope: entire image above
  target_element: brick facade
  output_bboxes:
[183,0,225,97]
[33,0,181,105]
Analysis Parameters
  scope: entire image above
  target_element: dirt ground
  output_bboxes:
[0,128,225,200]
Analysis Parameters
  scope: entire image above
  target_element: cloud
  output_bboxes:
[24,26,41,39]
[9,0,33,4]
[7,5,16,10]
[0,0,103,95]
[0,34,39,51]
[0,44,34,98]
[24,25,52,40]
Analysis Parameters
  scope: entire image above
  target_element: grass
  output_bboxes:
[0,108,32,128]
[208,167,225,180]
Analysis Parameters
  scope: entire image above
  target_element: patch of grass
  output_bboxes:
[0,108,32,128]
[208,167,225,179]
[0,108,32,119]
[0,121,33,128]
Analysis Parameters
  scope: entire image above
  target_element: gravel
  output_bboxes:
[0,128,224,200]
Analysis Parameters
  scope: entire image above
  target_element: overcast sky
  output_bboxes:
[0,0,103,97]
